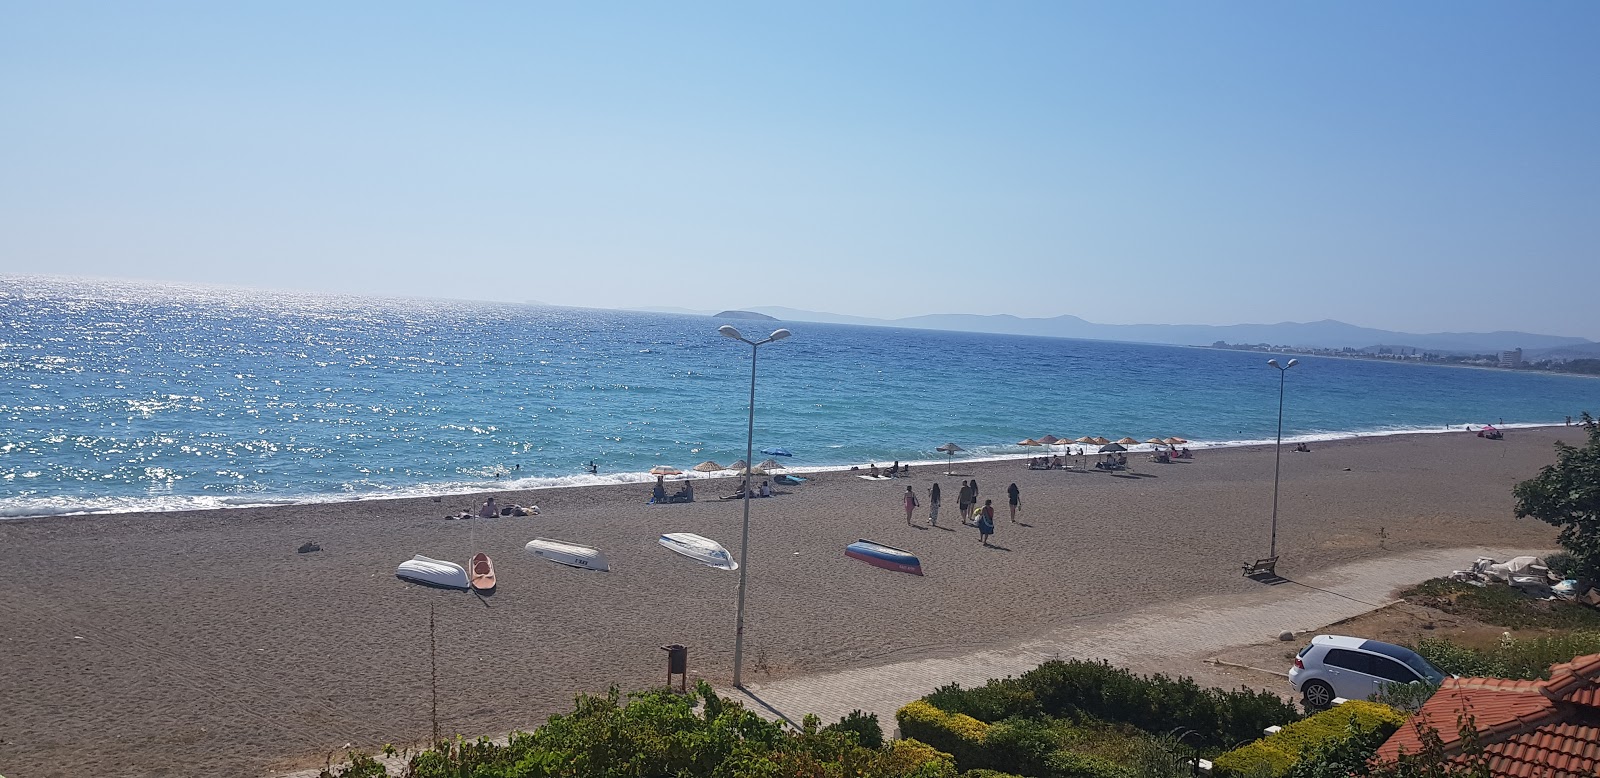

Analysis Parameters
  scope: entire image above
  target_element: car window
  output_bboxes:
[1360,640,1447,683]
[1369,656,1420,684]
[1323,648,1370,673]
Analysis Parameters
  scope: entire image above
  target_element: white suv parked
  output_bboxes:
[1288,635,1447,709]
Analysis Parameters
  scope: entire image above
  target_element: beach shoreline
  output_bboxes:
[1,421,1577,522]
[0,426,1572,777]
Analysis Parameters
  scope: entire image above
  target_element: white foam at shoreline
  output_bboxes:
[0,420,1569,520]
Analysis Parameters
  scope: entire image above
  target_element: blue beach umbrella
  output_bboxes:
[760,447,793,457]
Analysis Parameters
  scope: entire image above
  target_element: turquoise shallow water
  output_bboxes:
[2,276,1595,518]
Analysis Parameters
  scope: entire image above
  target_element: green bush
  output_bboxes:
[323,683,948,778]
[1414,631,1600,680]
[961,772,1028,778]
[1212,700,1404,777]
[924,660,1300,751]
[826,709,886,749]
[897,700,991,769]
[926,678,1041,721]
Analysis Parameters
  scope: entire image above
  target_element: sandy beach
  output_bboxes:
[0,427,1573,777]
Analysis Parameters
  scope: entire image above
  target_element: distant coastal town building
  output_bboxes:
[1498,348,1523,368]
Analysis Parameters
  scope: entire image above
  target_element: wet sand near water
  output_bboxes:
[0,426,1572,777]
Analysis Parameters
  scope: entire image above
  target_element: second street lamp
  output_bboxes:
[719,324,791,689]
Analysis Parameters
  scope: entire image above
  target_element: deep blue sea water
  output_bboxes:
[2,276,1595,518]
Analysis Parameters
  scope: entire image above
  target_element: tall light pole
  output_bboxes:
[719,324,791,689]
[1267,358,1298,559]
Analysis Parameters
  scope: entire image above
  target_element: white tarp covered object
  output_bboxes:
[1483,556,1549,582]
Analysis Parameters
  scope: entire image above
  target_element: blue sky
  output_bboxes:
[3,3,1597,337]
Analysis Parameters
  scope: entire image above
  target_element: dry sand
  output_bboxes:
[0,427,1575,777]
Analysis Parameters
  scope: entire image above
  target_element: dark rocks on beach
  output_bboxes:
[297,542,321,553]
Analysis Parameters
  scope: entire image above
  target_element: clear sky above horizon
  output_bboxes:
[4,3,1597,337]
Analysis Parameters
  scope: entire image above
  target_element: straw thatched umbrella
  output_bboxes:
[1116,437,1140,445]
[936,442,964,474]
[1075,436,1096,444]
[1039,435,1060,445]
[693,460,724,472]
[1092,437,1112,445]
[1018,438,1042,447]
[649,465,682,476]
[726,460,749,474]
[1165,437,1188,445]
[757,458,784,470]
[1144,438,1166,445]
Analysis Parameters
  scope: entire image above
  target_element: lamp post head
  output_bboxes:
[1267,359,1279,368]
[768,329,791,342]
[719,325,743,341]
[1286,358,1298,368]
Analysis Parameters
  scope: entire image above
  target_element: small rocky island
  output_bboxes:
[713,310,779,321]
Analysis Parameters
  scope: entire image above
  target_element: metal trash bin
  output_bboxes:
[661,644,688,692]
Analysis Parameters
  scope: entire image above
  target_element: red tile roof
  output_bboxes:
[1374,652,1600,778]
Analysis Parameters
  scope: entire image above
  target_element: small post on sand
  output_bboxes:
[430,603,439,743]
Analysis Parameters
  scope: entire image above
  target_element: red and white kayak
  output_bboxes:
[845,539,924,576]
[469,552,496,592]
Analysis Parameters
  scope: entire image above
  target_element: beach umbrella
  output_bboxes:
[1144,438,1166,445]
[1163,437,1186,445]
[1018,438,1042,446]
[650,465,682,476]
[1098,443,1127,453]
[1075,436,1096,444]
[1039,435,1060,445]
[1092,437,1111,445]
[726,460,749,474]
[757,458,784,470]
[692,460,724,472]
[760,447,794,457]
[1116,437,1140,445]
[936,442,964,474]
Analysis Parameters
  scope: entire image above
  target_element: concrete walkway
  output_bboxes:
[725,546,1527,733]
[281,545,1526,775]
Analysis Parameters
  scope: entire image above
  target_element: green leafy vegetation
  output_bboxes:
[1212,700,1404,777]
[919,659,1300,752]
[1400,578,1600,631]
[1412,632,1600,680]
[1513,412,1600,579]
[320,683,955,778]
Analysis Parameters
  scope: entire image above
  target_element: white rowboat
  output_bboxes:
[396,555,470,589]
[525,538,610,571]
[658,532,738,570]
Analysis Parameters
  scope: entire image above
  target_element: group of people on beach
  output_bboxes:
[651,475,695,504]
[867,461,910,478]
[444,495,539,519]
[901,479,1020,547]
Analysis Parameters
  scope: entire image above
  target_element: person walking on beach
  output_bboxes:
[958,480,973,525]
[902,485,919,525]
[929,483,942,527]
[977,499,996,546]
[1007,482,1021,522]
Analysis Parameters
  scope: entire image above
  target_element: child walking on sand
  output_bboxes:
[977,499,995,545]
[902,485,919,525]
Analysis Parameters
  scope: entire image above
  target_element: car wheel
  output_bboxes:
[1302,681,1335,711]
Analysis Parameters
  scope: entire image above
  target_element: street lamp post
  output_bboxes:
[719,324,791,689]
[1267,358,1298,559]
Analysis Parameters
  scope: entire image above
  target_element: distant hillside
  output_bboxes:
[740,307,1593,354]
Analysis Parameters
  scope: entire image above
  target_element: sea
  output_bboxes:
[2,276,1595,519]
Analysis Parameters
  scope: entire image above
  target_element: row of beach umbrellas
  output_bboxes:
[652,447,794,477]
[1016,435,1188,447]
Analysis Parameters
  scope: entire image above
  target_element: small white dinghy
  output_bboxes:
[658,532,738,571]
[525,538,610,571]
[396,555,470,589]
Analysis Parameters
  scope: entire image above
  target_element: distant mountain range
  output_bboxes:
[628,305,1596,356]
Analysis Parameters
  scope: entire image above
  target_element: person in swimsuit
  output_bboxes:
[902,485,919,525]
[1007,482,1021,522]
[977,499,996,545]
